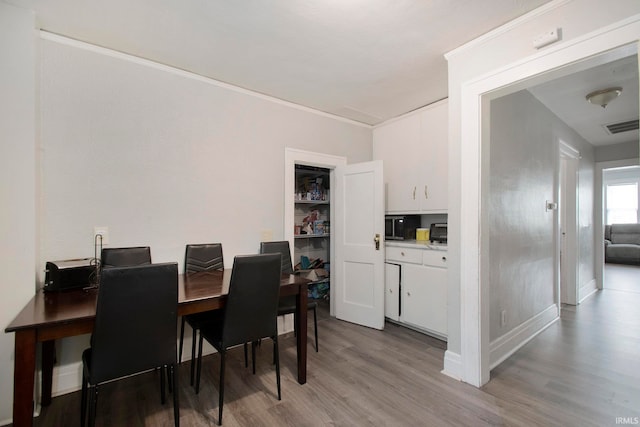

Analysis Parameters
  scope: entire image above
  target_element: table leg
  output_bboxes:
[296,283,307,384]
[13,329,37,427]
[41,340,55,406]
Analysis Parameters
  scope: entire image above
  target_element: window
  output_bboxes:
[606,183,638,225]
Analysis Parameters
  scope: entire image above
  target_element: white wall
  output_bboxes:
[595,141,639,163]
[0,3,37,425]
[488,90,556,340]
[444,0,640,382]
[488,89,595,343]
[2,29,373,415]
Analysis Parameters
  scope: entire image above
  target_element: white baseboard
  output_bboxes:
[579,278,598,303]
[50,362,82,396]
[442,350,462,380]
[489,304,558,369]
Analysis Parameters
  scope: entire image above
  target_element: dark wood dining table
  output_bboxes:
[5,269,310,427]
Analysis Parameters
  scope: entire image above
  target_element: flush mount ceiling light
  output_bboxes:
[586,87,622,108]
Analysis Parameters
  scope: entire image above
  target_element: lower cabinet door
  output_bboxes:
[402,264,447,336]
[384,263,401,321]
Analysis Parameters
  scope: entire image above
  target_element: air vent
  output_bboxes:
[605,119,639,135]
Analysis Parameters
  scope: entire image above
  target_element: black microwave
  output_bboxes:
[385,215,420,240]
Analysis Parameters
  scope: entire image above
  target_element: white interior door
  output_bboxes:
[334,160,385,330]
[559,141,579,306]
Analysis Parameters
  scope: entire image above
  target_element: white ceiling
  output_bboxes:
[7,0,551,125]
[529,54,639,147]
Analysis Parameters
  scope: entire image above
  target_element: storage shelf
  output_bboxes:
[294,199,329,205]
[294,233,330,239]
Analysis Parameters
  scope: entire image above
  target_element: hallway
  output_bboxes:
[485,263,640,425]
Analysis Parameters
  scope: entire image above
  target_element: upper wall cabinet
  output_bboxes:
[373,99,448,213]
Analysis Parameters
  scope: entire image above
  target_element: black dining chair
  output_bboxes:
[80,263,180,427]
[194,253,282,425]
[101,246,152,269]
[180,243,224,386]
[260,241,319,352]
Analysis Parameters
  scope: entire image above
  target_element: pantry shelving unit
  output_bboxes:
[294,165,330,299]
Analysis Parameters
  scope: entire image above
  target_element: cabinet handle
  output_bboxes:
[442,256,447,262]
[412,186,416,200]
[401,251,405,256]
[389,289,393,294]
[407,292,411,297]
[424,185,428,199]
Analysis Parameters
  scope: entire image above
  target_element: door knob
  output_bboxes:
[374,234,381,250]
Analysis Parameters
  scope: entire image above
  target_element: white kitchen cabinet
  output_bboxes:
[373,112,421,213]
[401,263,447,336]
[384,263,400,321]
[373,99,448,213]
[384,242,447,339]
[418,100,448,212]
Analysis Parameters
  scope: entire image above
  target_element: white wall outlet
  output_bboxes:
[533,28,560,49]
[94,226,109,245]
[261,229,273,242]
[500,310,507,327]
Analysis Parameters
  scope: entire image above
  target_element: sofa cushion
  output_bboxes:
[606,243,640,264]
[610,224,640,245]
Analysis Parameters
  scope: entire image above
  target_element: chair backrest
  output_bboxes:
[184,243,224,274]
[259,241,293,274]
[222,253,282,348]
[101,247,152,269]
[90,263,178,384]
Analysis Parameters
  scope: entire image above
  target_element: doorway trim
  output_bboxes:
[458,17,640,387]
[284,148,346,316]
[595,158,640,289]
[558,141,580,306]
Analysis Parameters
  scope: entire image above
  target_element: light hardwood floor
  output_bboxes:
[29,265,640,426]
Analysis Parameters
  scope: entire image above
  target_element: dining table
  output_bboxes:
[5,269,310,427]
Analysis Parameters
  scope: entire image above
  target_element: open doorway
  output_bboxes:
[483,51,637,376]
[602,165,640,293]
[458,29,640,385]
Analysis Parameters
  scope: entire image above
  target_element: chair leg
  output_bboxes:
[251,341,257,374]
[171,364,180,427]
[218,350,226,426]
[273,336,281,400]
[190,326,197,386]
[160,364,166,404]
[313,306,318,352]
[80,371,87,427]
[88,386,98,427]
[179,317,186,363]
[195,333,204,394]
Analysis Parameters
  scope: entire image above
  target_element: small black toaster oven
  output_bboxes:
[429,223,448,243]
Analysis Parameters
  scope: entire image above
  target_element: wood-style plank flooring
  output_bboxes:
[29,265,640,426]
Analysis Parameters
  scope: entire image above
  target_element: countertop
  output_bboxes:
[385,240,448,251]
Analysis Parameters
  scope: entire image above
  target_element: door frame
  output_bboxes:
[595,159,640,289]
[458,18,640,387]
[284,148,346,317]
[558,141,580,306]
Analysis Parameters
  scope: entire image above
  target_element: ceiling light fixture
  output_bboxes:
[586,87,622,108]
